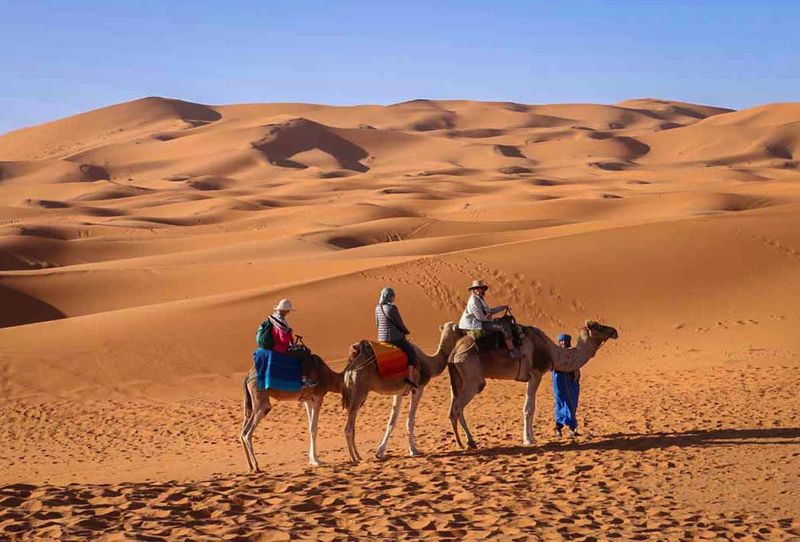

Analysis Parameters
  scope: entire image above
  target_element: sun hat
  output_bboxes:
[273,299,294,311]
[468,279,489,291]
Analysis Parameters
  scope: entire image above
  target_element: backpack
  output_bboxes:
[256,318,274,350]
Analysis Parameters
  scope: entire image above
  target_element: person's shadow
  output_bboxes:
[431,427,800,458]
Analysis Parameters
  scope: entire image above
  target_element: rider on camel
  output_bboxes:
[458,279,519,358]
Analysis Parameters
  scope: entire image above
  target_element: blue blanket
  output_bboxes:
[253,348,302,392]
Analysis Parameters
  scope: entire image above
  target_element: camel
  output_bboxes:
[341,322,462,463]
[447,320,618,449]
[240,350,343,472]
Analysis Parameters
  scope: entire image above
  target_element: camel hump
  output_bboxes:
[450,334,477,363]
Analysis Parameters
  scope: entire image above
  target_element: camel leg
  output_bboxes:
[344,404,363,464]
[376,394,403,460]
[455,383,480,450]
[406,385,424,457]
[305,394,324,467]
[449,387,478,449]
[240,381,256,472]
[344,378,367,464]
[523,372,543,446]
[458,410,478,450]
[449,397,464,449]
[241,411,255,471]
[241,391,272,473]
[448,363,465,449]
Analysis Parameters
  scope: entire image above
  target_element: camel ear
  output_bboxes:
[585,320,597,328]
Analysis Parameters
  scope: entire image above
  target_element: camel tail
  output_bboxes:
[447,346,465,398]
[341,341,371,410]
[242,374,253,421]
[341,367,355,410]
[447,361,459,400]
[341,344,357,410]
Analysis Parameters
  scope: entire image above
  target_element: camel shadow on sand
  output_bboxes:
[431,427,800,459]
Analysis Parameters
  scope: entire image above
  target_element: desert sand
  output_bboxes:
[1,97,799,540]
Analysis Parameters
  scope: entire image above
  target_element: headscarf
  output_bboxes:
[379,287,395,305]
[270,311,291,331]
[557,333,572,347]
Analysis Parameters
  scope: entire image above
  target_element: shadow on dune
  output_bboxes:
[434,427,800,458]
[0,283,66,328]
[252,118,370,172]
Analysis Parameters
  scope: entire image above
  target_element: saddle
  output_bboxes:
[472,330,506,352]
[470,315,523,352]
[367,341,408,378]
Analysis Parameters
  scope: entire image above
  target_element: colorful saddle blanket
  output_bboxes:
[253,348,302,392]
[368,341,408,378]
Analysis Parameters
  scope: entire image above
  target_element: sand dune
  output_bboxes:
[1,97,799,540]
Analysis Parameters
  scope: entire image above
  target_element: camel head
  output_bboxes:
[584,320,619,343]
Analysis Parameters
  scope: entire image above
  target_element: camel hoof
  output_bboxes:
[309,459,322,467]
[467,441,478,450]
[523,439,535,446]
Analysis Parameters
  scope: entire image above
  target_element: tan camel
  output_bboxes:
[447,320,618,449]
[341,323,461,463]
[240,351,343,472]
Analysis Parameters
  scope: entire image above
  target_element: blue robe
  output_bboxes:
[552,369,580,430]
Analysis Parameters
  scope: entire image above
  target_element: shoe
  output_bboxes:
[302,377,318,388]
[568,429,579,439]
[554,426,563,438]
[403,377,418,389]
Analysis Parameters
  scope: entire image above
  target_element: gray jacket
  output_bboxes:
[458,293,505,330]
[375,303,410,342]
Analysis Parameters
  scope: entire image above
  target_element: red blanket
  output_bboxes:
[368,341,408,378]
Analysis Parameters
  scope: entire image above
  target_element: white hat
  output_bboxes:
[468,279,489,291]
[273,299,293,311]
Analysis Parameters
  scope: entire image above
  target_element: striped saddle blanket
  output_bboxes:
[368,341,408,378]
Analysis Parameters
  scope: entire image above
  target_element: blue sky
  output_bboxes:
[1,0,798,134]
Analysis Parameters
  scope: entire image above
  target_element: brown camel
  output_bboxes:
[240,351,343,472]
[341,322,461,463]
[447,320,618,449]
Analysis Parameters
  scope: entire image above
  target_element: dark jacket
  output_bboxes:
[375,303,410,342]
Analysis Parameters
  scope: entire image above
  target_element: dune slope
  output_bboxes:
[1,97,799,540]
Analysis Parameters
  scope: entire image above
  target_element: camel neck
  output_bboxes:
[420,340,448,377]
[574,331,601,364]
[320,362,344,394]
[419,326,456,377]
[552,330,601,372]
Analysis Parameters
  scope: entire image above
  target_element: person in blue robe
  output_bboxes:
[552,333,580,438]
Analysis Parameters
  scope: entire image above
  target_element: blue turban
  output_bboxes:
[379,287,395,304]
[557,333,572,347]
